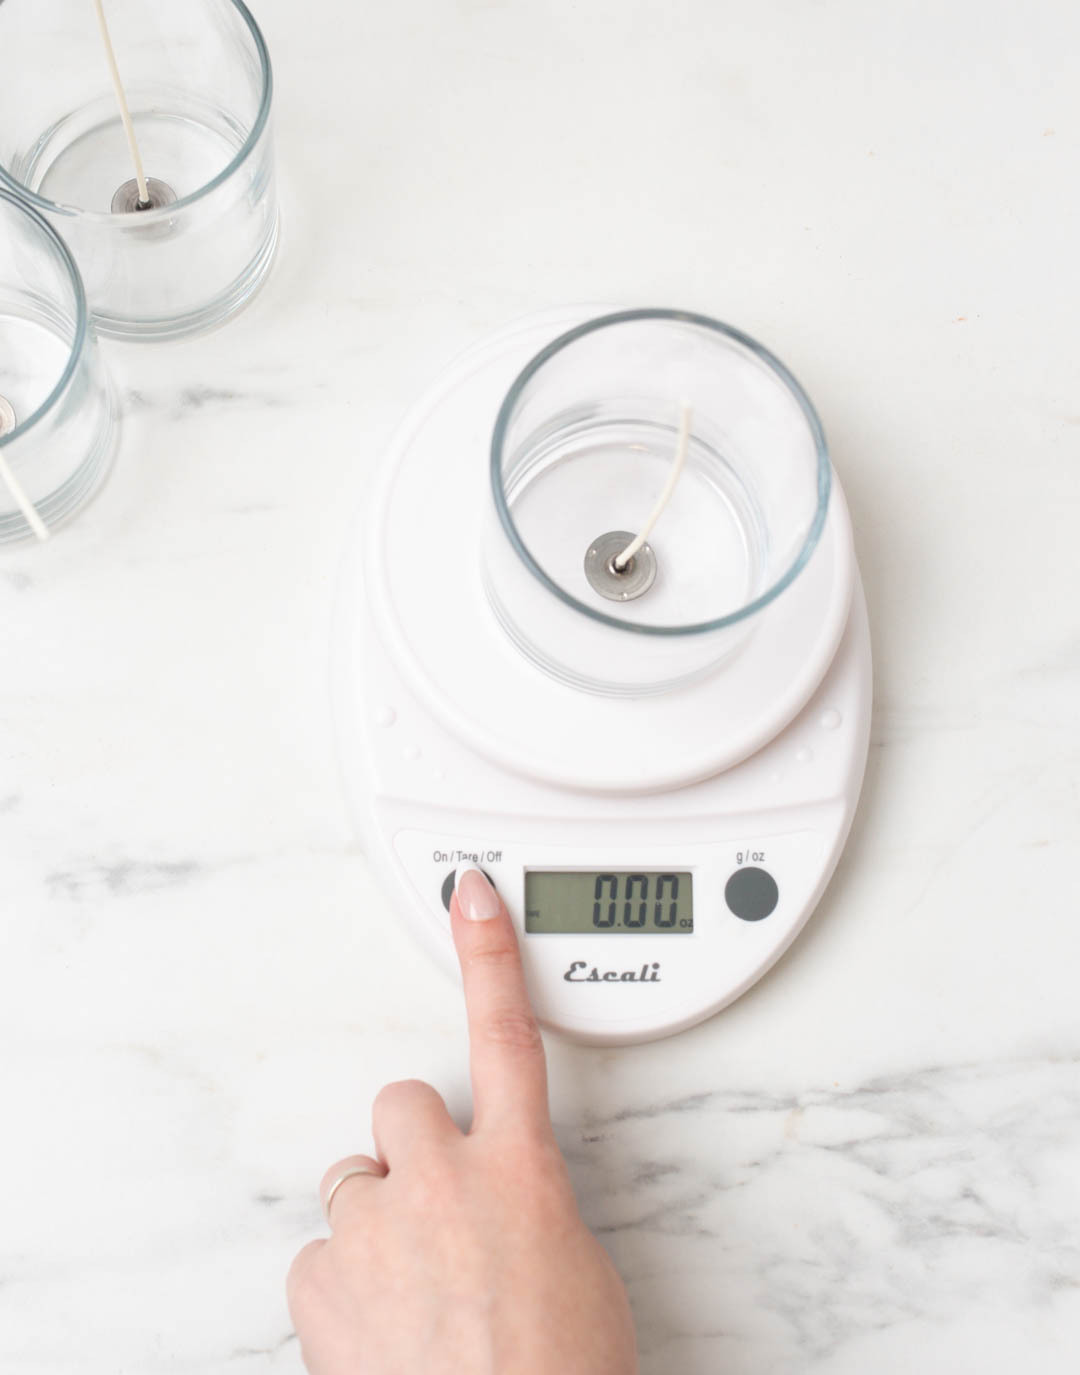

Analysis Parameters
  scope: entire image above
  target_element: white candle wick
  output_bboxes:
[93,0,150,207]
[614,401,692,571]
[0,452,50,542]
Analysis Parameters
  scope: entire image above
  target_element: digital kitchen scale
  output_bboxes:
[334,307,871,1045]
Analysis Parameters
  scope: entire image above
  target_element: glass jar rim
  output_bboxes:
[489,308,832,637]
[0,188,89,448]
[0,0,272,224]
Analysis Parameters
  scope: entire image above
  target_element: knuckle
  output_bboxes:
[485,1135,572,1211]
[373,1077,435,1112]
[504,1122,563,1169]
[519,1168,575,1220]
[482,1007,543,1055]
[285,1240,326,1309]
[519,1122,562,1158]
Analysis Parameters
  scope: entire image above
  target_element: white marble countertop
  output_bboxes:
[3,2,1078,1371]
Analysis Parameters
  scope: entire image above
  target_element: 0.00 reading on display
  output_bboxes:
[525,871,694,935]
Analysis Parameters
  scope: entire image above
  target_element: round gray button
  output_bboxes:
[724,867,779,922]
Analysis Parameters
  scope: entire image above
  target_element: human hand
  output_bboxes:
[287,866,638,1374]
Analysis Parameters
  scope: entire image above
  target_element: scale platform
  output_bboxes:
[334,309,872,1045]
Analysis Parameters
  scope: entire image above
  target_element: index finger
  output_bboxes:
[450,866,551,1136]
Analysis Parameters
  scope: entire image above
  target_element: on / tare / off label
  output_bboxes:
[431,847,503,865]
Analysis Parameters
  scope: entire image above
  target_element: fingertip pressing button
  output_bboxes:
[441,868,495,911]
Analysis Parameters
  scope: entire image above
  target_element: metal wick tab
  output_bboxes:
[111,177,178,214]
[584,529,658,602]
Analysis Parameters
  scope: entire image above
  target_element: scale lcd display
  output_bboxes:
[525,871,693,934]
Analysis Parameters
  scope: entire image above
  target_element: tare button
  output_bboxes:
[440,868,496,911]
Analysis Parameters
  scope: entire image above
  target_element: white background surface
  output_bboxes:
[2,2,1078,1371]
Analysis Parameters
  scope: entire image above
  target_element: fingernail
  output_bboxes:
[455,866,501,921]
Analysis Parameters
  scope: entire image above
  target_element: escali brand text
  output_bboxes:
[563,961,661,984]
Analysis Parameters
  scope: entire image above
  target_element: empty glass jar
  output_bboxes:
[484,309,831,695]
[0,0,278,340]
[0,190,116,543]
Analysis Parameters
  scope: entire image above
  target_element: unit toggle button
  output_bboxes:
[724,867,780,922]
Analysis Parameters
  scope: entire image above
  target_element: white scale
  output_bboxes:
[334,308,871,1045]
